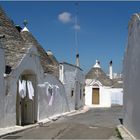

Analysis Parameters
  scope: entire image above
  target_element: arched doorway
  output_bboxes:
[16,70,37,126]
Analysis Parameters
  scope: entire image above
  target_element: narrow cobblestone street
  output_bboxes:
[2,106,123,139]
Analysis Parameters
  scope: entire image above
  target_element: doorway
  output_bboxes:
[16,72,37,126]
[92,88,100,104]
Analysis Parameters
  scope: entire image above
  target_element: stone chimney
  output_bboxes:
[76,53,80,67]
[109,60,113,79]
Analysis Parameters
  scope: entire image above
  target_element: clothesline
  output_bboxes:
[38,82,60,106]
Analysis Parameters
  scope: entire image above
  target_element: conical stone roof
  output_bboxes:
[86,61,113,86]
[0,7,59,76]
[20,28,59,76]
[0,7,29,72]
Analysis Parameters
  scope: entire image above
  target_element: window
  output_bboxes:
[83,88,85,96]
[80,87,82,100]
[71,90,74,97]
[80,84,83,100]
[59,65,64,83]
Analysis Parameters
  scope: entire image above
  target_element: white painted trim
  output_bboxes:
[21,27,29,32]
[89,80,102,87]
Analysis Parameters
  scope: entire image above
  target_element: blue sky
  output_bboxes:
[0,1,140,74]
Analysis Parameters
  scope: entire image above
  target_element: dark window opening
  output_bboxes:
[15,25,22,32]
[5,65,12,74]
[71,90,74,97]
[80,89,82,100]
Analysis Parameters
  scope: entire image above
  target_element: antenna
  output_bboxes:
[75,2,80,67]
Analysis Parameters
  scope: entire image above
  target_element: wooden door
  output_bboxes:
[92,88,99,104]
[21,76,35,125]
[21,96,34,125]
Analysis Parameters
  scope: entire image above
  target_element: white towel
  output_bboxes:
[55,85,59,94]
[48,86,56,106]
[48,85,60,106]
[19,80,26,98]
[37,84,46,88]
[27,81,34,100]
[45,82,50,96]
[48,84,53,96]
[48,92,54,106]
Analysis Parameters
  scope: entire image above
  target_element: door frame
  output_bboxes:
[92,88,100,105]
[16,71,37,126]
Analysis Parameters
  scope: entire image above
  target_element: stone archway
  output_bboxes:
[16,70,37,126]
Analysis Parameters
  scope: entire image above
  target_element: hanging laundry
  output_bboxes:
[27,81,34,100]
[37,83,46,88]
[48,85,55,106]
[19,80,26,98]
[55,85,60,95]
[48,85,53,96]
[48,93,54,106]
[45,82,52,96]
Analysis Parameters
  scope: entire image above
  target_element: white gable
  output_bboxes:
[86,79,102,87]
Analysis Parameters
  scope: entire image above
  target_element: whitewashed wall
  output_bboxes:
[0,47,5,127]
[61,63,85,111]
[85,83,111,107]
[110,88,123,105]
[3,46,42,127]
[100,87,111,107]
[123,14,140,138]
[38,74,69,121]
[2,46,69,128]
[85,86,92,106]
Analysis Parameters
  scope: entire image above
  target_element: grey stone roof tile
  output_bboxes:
[20,30,59,76]
[0,7,29,72]
[86,67,113,86]
[0,7,59,76]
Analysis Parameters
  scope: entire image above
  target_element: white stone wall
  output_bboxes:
[110,88,123,106]
[85,86,92,106]
[100,87,111,107]
[85,83,111,107]
[38,74,69,121]
[2,46,69,128]
[3,46,42,127]
[0,47,5,127]
[61,63,85,111]
[123,14,140,138]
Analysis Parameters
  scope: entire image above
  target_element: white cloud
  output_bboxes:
[58,12,72,24]
[74,24,80,30]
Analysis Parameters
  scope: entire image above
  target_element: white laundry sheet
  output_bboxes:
[19,80,34,100]
[47,84,60,106]
[48,92,54,106]
[19,80,26,98]
[45,83,53,96]
[27,81,34,100]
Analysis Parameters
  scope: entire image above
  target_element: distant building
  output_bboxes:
[123,13,140,139]
[85,60,123,107]
[59,62,85,111]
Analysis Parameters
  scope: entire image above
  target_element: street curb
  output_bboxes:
[0,124,39,138]
[117,125,136,140]
[0,108,85,138]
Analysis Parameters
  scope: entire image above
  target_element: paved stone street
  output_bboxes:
[2,106,123,139]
